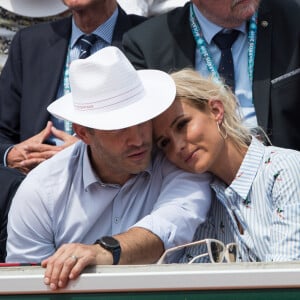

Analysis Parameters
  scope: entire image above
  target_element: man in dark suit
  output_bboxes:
[0,0,145,173]
[123,0,300,150]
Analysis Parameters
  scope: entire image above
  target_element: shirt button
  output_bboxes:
[114,217,119,224]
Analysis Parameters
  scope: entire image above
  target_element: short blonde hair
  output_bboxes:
[171,69,252,149]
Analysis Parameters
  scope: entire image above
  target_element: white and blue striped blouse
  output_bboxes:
[180,137,300,263]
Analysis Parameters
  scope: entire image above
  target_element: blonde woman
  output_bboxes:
[153,69,300,262]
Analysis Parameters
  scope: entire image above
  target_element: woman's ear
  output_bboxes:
[208,99,224,123]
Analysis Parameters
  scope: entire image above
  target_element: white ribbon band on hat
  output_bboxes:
[74,84,145,112]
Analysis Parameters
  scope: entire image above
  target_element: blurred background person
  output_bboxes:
[123,0,300,150]
[0,0,70,72]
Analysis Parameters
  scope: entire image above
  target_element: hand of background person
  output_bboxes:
[6,121,78,174]
[41,243,112,290]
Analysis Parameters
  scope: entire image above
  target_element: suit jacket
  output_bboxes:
[123,0,300,150]
[0,7,145,163]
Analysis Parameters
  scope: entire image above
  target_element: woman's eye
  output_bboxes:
[158,139,169,149]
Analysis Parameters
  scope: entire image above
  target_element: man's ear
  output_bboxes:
[208,99,225,123]
[73,124,91,144]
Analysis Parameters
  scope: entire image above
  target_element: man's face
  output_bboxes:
[192,0,260,28]
[83,121,153,185]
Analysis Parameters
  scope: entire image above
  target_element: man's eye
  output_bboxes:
[177,120,188,130]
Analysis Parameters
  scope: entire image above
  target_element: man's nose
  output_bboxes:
[174,135,186,153]
[126,124,146,146]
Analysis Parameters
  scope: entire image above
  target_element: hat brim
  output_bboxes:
[48,70,176,130]
[1,0,68,17]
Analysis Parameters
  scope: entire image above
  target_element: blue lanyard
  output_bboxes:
[189,5,257,84]
[63,46,71,95]
[62,46,73,134]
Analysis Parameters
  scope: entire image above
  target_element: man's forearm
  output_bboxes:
[42,227,165,290]
[115,227,164,264]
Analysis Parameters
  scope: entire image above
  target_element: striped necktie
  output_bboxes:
[78,34,98,59]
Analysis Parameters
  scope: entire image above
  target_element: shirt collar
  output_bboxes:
[229,137,265,200]
[70,6,118,49]
[192,3,247,45]
[82,144,99,190]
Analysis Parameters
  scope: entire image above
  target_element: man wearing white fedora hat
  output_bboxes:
[0,0,145,174]
[0,0,146,262]
[6,47,212,290]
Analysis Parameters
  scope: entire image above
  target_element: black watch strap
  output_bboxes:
[94,236,121,265]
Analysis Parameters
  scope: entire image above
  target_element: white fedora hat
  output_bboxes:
[0,0,68,18]
[47,46,176,130]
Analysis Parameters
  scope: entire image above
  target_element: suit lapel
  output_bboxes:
[169,3,195,70]
[44,18,71,103]
[36,18,71,124]
[253,1,272,130]
[34,18,71,128]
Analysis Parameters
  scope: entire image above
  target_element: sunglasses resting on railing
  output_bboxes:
[156,238,238,264]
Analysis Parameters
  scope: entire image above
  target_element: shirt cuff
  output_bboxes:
[3,145,14,167]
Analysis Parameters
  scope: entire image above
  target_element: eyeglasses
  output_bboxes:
[156,239,238,264]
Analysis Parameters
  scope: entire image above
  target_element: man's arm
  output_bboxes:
[41,227,163,290]
[41,155,212,290]
[0,30,23,161]
[0,25,76,170]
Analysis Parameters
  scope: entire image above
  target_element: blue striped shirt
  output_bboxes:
[180,137,300,263]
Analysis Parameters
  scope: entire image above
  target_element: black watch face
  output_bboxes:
[101,236,119,248]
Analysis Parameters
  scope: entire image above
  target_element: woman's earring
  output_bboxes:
[217,121,228,140]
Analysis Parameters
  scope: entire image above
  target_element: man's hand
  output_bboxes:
[6,121,78,173]
[41,243,112,290]
[41,228,163,290]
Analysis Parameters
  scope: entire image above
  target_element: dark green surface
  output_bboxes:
[1,289,300,300]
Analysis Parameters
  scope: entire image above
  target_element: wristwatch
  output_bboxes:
[94,236,121,265]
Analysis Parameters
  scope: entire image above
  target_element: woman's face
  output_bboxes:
[153,99,225,174]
